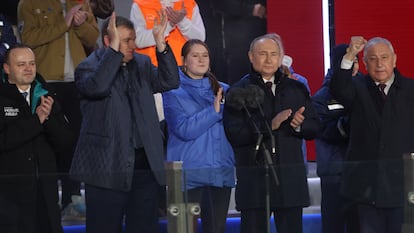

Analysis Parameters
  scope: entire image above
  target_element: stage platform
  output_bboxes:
[63,214,322,233]
[61,163,323,233]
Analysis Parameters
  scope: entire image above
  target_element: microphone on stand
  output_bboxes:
[243,85,279,186]
[226,87,263,158]
[245,84,276,155]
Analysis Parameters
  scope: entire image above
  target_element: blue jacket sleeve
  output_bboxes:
[163,91,222,141]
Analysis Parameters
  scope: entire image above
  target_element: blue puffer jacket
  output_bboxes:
[312,70,349,177]
[163,70,235,190]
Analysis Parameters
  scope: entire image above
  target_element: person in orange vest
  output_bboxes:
[130,1,206,173]
[130,0,205,66]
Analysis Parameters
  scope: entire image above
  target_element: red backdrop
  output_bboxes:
[267,0,324,161]
[335,0,414,77]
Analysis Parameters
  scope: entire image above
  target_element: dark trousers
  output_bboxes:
[85,149,161,233]
[320,176,360,233]
[49,82,82,207]
[187,186,232,233]
[0,181,63,233]
[357,204,403,233]
[35,184,58,233]
[240,207,303,233]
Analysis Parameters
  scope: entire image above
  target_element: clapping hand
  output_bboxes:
[73,9,89,26]
[107,12,120,51]
[36,96,54,124]
[253,3,266,19]
[214,87,224,113]
[153,9,168,52]
[65,4,83,27]
[290,106,305,129]
[271,109,292,130]
[165,2,186,27]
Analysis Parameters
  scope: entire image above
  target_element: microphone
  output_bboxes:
[245,84,265,108]
[245,85,276,155]
[226,87,263,158]
[225,87,248,111]
[227,85,279,185]
[246,84,279,185]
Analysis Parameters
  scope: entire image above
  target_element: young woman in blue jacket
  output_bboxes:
[163,39,235,233]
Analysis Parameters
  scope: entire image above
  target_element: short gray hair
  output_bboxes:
[363,37,395,61]
[249,33,285,63]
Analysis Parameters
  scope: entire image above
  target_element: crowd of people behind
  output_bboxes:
[1,1,413,233]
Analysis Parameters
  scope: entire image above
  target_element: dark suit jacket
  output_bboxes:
[330,68,414,207]
[223,69,320,209]
[70,46,179,191]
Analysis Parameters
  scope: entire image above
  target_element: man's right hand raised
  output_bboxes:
[344,36,367,61]
[107,12,120,52]
[153,9,168,52]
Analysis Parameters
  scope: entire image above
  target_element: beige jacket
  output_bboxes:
[18,0,99,81]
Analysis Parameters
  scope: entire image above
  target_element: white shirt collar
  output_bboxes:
[262,75,275,84]
[18,86,31,105]
[375,73,395,95]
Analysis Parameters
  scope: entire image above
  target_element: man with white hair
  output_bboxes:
[330,36,414,233]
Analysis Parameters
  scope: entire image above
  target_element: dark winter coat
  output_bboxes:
[0,73,73,233]
[330,68,414,207]
[223,69,320,210]
[70,46,179,191]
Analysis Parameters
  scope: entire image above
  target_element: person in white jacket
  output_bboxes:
[130,0,205,66]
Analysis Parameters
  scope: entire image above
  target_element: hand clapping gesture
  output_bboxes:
[165,2,186,27]
[214,87,224,113]
[153,9,168,52]
[107,12,120,51]
[290,106,305,129]
[253,3,266,19]
[271,109,292,130]
[271,106,306,130]
[73,9,89,26]
[36,96,54,124]
[65,4,83,27]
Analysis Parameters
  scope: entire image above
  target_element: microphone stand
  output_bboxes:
[260,136,279,233]
[255,101,279,186]
[242,102,279,233]
[241,102,263,160]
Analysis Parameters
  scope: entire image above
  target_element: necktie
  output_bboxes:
[21,92,29,105]
[378,83,387,100]
[21,92,28,99]
[265,81,273,95]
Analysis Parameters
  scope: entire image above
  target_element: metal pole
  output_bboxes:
[166,161,200,233]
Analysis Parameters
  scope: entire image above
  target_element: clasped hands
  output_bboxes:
[165,2,187,27]
[65,3,90,28]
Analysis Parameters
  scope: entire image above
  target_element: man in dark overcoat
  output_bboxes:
[0,44,73,233]
[330,36,414,233]
[69,12,179,233]
[223,33,320,233]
